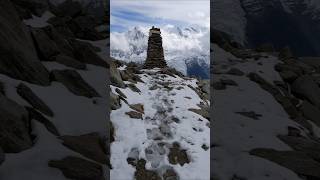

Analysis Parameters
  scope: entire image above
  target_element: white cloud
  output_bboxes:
[111,0,210,29]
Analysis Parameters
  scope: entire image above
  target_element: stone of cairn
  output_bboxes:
[143,26,167,69]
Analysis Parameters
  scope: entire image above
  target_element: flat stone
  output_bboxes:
[17,83,54,117]
[59,133,107,164]
[125,111,143,119]
[49,156,105,180]
[130,103,144,114]
[51,69,100,98]
[168,142,190,166]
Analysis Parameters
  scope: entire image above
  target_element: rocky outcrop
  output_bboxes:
[0,0,50,86]
[292,75,320,109]
[110,61,125,88]
[143,27,167,69]
[59,133,107,164]
[250,148,320,178]
[49,156,105,180]
[17,83,54,117]
[51,69,100,98]
[0,94,32,153]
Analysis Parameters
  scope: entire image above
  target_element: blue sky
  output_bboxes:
[110,0,210,32]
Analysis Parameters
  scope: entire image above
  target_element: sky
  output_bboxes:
[110,0,210,32]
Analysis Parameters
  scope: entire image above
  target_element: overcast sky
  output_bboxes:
[110,0,210,32]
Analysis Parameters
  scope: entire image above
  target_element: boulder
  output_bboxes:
[292,75,320,109]
[0,94,32,153]
[300,101,320,127]
[0,0,50,85]
[25,107,59,136]
[52,54,86,70]
[59,133,107,164]
[51,69,100,98]
[110,92,120,110]
[226,68,244,76]
[279,71,298,82]
[115,88,127,99]
[250,148,320,178]
[110,61,125,88]
[135,159,161,180]
[278,135,320,161]
[69,39,108,68]
[125,111,143,119]
[130,104,144,114]
[49,156,105,180]
[11,0,49,17]
[279,46,294,60]
[51,0,83,18]
[31,27,61,60]
[17,83,54,117]
[68,15,104,41]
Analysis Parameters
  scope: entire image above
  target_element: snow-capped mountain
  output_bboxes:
[110,26,210,79]
[212,0,320,56]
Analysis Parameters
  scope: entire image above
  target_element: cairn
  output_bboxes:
[143,26,167,69]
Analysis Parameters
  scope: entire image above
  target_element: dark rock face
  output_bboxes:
[53,54,86,70]
[17,83,54,117]
[49,156,105,180]
[144,27,167,69]
[0,94,32,153]
[0,0,50,86]
[59,133,107,164]
[11,0,49,17]
[241,0,320,56]
[51,69,100,98]
[51,0,83,18]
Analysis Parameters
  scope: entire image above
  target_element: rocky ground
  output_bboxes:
[0,0,109,179]
[212,34,320,179]
[109,61,210,180]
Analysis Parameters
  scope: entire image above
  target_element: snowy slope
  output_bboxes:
[110,68,210,179]
[212,44,314,180]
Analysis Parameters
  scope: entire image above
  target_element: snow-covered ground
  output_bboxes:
[110,68,210,179]
[212,44,312,180]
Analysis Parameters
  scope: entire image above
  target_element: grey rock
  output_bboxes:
[110,61,125,88]
[278,135,320,161]
[31,27,60,60]
[300,101,320,127]
[212,82,226,90]
[127,147,139,166]
[69,39,108,68]
[110,92,120,110]
[235,111,262,120]
[226,68,244,76]
[68,15,103,41]
[128,83,141,93]
[17,83,54,117]
[135,159,161,180]
[125,111,143,119]
[53,54,86,70]
[0,0,50,85]
[168,142,190,166]
[250,148,320,178]
[25,107,59,136]
[189,108,210,120]
[52,0,83,18]
[51,69,100,98]
[220,79,238,86]
[130,104,144,114]
[0,94,32,153]
[49,156,105,180]
[12,0,49,17]
[292,75,320,109]
[59,133,107,164]
[279,71,298,82]
[115,88,127,98]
